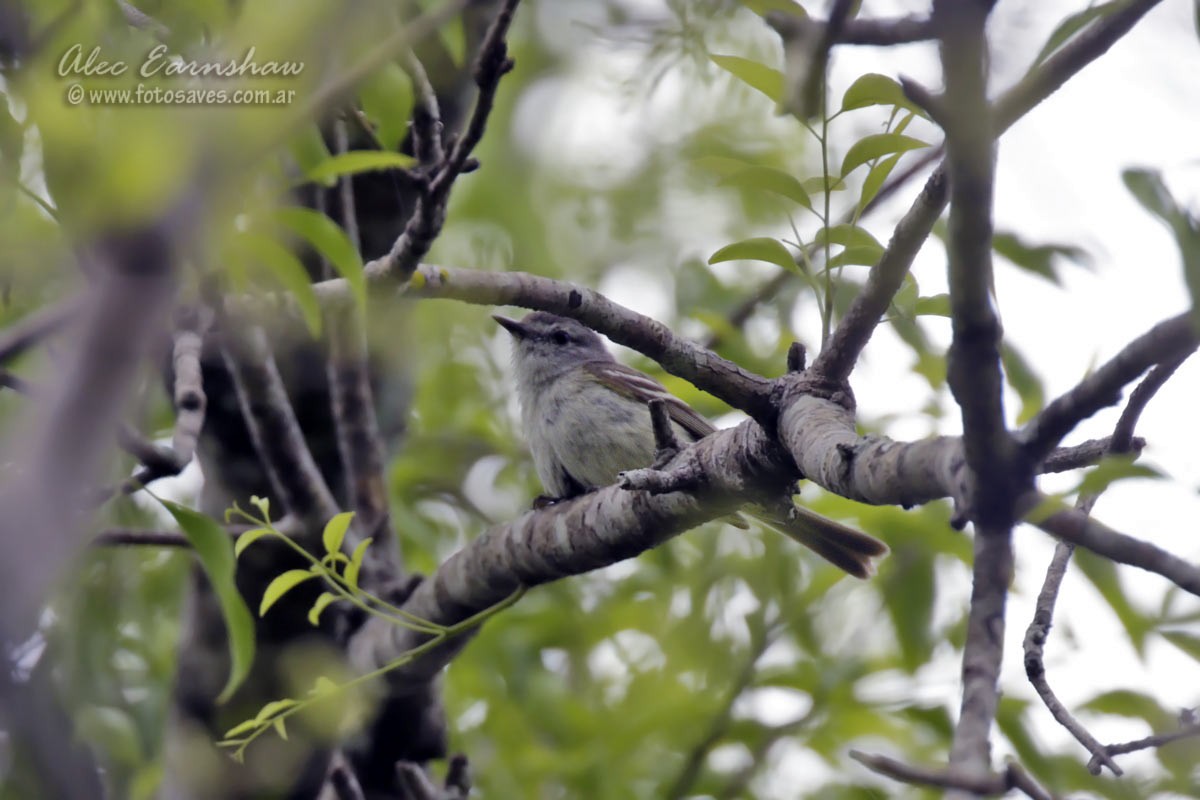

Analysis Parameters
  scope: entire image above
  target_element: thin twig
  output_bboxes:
[1088,722,1200,772]
[1025,351,1191,774]
[850,751,1057,800]
[1022,314,1198,464]
[383,0,520,284]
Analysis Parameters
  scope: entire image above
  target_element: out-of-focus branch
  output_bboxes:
[0,297,80,364]
[327,306,400,584]
[218,321,339,535]
[0,224,179,797]
[107,321,208,499]
[768,12,935,48]
[664,616,776,800]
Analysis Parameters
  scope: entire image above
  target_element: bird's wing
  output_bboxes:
[584,360,716,441]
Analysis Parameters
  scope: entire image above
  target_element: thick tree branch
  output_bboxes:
[934,2,1011,790]
[349,418,792,684]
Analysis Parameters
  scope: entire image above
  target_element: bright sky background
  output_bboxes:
[506,1,1200,795]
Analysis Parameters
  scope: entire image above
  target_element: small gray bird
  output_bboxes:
[494,311,887,578]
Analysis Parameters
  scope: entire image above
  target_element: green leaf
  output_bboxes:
[310,675,339,697]
[859,152,902,210]
[287,124,331,175]
[802,175,846,194]
[321,511,355,556]
[992,231,1090,285]
[1074,547,1152,655]
[76,706,143,766]
[255,698,299,722]
[1080,689,1174,730]
[304,151,416,186]
[708,238,796,272]
[273,718,288,741]
[915,293,950,317]
[159,500,255,703]
[358,62,413,151]
[234,527,274,558]
[840,73,925,117]
[232,232,322,336]
[344,538,372,589]
[1162,630,1200,662]
[271,207,366,310]
[840,133,930,178]
[223,718,260,739]
[738,0,807,16]
[1030,2,1123,71]
[1075,455,1163,496]
[718,166,812,209]
[1000,343,1045,425]
[0,95,24,173]
[308,592,338,625]
[260,569,317,616]
[826,245,883,268]
[813,224,883,251]
[892,273,919,319]
[710,54,783,103]
[1123,168,1200,324]
[882,546,935,672]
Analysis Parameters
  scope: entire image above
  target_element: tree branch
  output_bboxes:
[811,0,1167,385]
[384,265,776,421]
[349,418,792,685]
[217,320,339,535]
[0,297,80,364]
[379,0,520,284]
[768,13,935,48]
[850,751,1057,800]
[1021,313,1198,464]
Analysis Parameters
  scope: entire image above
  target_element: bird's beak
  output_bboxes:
[492,315,529,339]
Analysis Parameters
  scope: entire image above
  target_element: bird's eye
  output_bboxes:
[551,330,571,346]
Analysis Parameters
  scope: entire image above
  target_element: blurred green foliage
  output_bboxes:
[1,1,1196,798]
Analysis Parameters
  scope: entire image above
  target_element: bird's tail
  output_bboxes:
[745,501,887,579]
